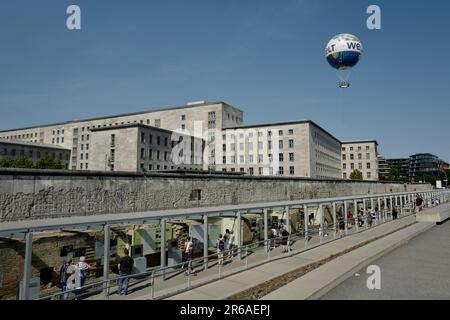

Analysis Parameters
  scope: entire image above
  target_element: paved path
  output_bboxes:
[321,219,450,300]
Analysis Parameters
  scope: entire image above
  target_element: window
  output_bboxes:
[249,155,254,163]
[269,154,273,162]
[351,163,354,170]
[231,156,236,164]
[366,146,370,151]
[350,154,354,160]
[222,156,226,164]
[279,130,283,136]
[288,129,294,135]
[61,137,64,143]
[86,153,89,160]
[248,142,253,150]
[181,124,185,130]
[240,155,244,163]
[358,163,362,170]
[258,141,263,150]
[222,144,226,152]
[164,152,168,161]
[85,144,89,150]
[289,153,294,161]
[289,139,294,148]
[110,149,115,161]
[149,149,153,159]
[268,131,272,137]
[86,134,89,141]
[343,172,347,179]
[258,154,263,163]
[190,189,201,201]
[81,144,84,151]
[342,147,346,151]
[80,153,84,160]
[141,133,145,143]
[366,153,370,160]
[343,163,346,169]
[155,119,161,127]
[258,131,263,137]
[279,140,283,149]
[343,154,346,160]
[157,136,161,145]
[249,168,254,175]
[240,168,245,172]
[367,163,371,169]
[367,172,371,178]
[56,137,59,143]
[231,143,236,151]
[240,143,244,151]
[358,153,362,160]
[141,148,145,159]
[279,166,284,175]
[149,134,153,144]
[289,166,295,175]
[181,114,186,121]
[350,147,353,151]
[279,153,284,162]
[164,137,168,147]
[268,141,272,150]
[157,150,160,160]
[259,167,264,175]
[80,163,83,170]
[111,134,115,147]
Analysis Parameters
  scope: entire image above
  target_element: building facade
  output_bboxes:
[0,139,71,169]
[409,153,447,182]
[215,120,342,179]
[89,124,204,172]
[386,158,410,181]
[341,140,379,180]
[0,101,243,171]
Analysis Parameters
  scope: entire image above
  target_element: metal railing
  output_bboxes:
[37,190,449,301]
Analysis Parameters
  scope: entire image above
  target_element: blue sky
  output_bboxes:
[0,0,449,160]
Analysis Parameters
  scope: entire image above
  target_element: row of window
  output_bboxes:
[222,166,296,175]
[222,152,296,164]
[0,148,68,160]
[2,132,43,140]
[342,145,370,151]
[140,148,169,161]
[343,162,372,170]
[223,129,294,141]
[343,153,371,161]
[222,139,295,152]
[343,172,372,179]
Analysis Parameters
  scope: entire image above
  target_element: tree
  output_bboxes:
[35,155,62,169]
[12,155,34,169]
[388,168,400,181]
[350,169,363,180]
[0,159,13,168]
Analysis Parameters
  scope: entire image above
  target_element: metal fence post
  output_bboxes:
[304,204,309,247]
[150,272,155,300]
[332,202,337,239]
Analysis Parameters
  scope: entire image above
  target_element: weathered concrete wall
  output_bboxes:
[0,169,431,222]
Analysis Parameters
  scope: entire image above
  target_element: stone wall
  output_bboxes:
[0,168,431,223]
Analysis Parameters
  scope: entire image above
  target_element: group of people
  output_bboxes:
[58,256,91,300]
[58,248,134,299]
[270,224,290,253]
[216,229,235,265]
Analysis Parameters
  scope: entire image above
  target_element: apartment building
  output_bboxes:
[89,124,204,172]
[214,120,342,179]
[0,101,243,170]
[341,140,379,180]
[0,139,71,169]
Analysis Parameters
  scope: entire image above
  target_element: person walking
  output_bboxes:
[415,194,424,213]
[281,226,290,253]
[118,248,134,295]
[58,258,72,300]
[183,237,194,275]
[227,231,235,259]
[75,256,90,299]
[216,234,225,265]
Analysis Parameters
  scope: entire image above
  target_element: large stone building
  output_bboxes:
[89,124,204,172]
[215,120,342,179]
[0,101,243,170]
[341,140,379,181]
[0,139,71,169]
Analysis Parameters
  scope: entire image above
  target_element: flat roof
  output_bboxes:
[0,101,239,133]
[341,139,379,146]
[0,139,71,151]
[225,120,341,143]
